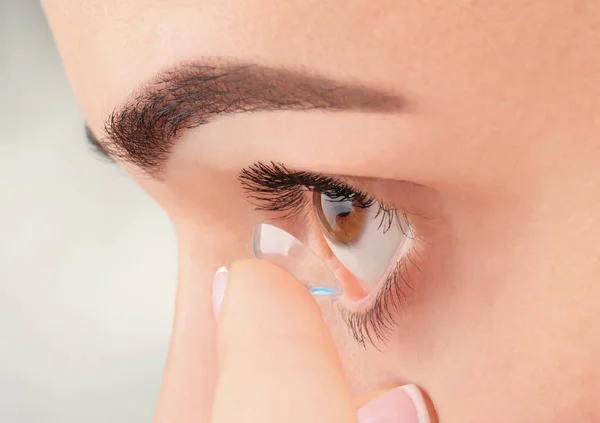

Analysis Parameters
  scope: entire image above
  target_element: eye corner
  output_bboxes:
[85,124,115,162]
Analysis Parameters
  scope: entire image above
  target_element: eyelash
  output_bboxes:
[239,161,420,347]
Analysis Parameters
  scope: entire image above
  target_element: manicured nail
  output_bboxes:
[212,266,228,319]
[357,385,431,423]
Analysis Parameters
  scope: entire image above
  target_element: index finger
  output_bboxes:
[211,259,357,423]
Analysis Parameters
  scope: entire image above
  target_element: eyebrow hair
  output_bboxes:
[101,60,405,175]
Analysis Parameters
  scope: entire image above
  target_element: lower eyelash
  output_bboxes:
[239,161,421,347]
[338,243,421,348]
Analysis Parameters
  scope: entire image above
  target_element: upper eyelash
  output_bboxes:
[239,161,420,347]
[239,161,398,233]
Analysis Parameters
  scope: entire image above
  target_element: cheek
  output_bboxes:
[318,300,406,400]
[378,201,600,422]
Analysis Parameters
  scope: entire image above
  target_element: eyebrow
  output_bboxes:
[99,59,405,175]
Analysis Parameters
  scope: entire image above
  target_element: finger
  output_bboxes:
[211,258,356,423]
[357,386,435,423]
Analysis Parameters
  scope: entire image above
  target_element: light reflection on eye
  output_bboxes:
[313,191,412,298]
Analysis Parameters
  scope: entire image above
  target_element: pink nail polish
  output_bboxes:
[357,385,430,423]
[212,266,228,319]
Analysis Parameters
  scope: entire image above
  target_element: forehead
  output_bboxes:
[42,0,599,189]
[42,0,569,114]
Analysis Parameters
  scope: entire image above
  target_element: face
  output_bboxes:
[43,1,600,422]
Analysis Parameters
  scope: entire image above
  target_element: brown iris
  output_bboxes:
[313,191,368,246]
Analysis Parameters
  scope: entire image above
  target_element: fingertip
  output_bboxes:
[225,258,321,318]
[216,258,327,348]
[212,258,355,423]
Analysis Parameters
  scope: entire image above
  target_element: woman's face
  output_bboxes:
[43,1,600,422]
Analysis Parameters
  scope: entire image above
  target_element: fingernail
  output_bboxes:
[212,266,228,319]
[357,385,431,423]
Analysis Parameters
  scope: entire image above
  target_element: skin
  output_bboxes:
[43,1,600,422]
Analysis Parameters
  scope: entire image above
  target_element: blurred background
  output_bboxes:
[0,1,177,422]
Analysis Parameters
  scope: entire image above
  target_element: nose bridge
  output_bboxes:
[157,246,219,423]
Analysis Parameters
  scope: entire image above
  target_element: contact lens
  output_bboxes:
[252,224,343,296]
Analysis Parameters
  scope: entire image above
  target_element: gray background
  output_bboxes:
[1,1,177,421]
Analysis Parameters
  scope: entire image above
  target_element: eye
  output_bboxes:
[239,162,422,345]
[313,191,411,295]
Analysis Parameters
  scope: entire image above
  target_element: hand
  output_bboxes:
[211,259,433,423]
